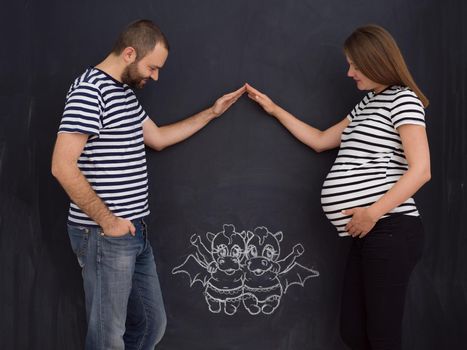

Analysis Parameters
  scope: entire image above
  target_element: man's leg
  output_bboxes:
[68,223,144,350]
[124,223,167,349]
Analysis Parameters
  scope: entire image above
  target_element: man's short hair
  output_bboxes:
[111,20,169,61]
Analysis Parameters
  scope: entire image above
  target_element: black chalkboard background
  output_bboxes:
[1,0,466,349]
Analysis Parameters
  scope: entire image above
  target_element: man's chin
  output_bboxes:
[137,80,148,89]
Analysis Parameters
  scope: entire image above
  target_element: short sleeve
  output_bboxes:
[141,113,150,124]
[347,101,360,122]
[58,83,103,136]
[347,92,372,121]
[390,90,426,129]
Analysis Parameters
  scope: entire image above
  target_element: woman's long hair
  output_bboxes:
[344,24,429,108]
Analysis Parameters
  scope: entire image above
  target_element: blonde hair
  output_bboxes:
[344,24,429,108]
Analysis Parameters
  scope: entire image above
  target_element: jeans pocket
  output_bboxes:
[67,225,90,267]
[101,231,133,240]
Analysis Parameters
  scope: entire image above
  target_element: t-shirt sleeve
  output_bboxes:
[390,90,426,129]
[140,110,150,124]
[346,92,371,121]
[347,101,360,121]
[58,83,103,136]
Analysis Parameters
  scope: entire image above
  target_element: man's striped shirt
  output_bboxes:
[58,67,150,226]
[320,86,426,236]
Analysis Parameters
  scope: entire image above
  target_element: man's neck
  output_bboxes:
[95,54,125,83]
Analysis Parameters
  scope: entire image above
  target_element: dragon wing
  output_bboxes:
[172,254,210,287]
[278,263,319,294]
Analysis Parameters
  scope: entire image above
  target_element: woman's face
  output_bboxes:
[346,56,387,93]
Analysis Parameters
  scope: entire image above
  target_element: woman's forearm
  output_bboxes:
[367,167,431,220]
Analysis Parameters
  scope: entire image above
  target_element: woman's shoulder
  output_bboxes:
[391,85,420,98]
[389,86,423,107]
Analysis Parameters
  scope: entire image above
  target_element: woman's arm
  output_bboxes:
[246,83,349,152]
[344,124,431,237]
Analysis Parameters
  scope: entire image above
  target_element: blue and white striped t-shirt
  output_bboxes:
[320,86,426,236]
[58,67,150,226]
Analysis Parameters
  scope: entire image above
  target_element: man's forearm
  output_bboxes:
[158,107,216,147]
[54,164,115,226]
[145,87,245,151]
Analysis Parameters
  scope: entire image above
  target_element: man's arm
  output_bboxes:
[51,133,135,236]
[143,86,245,150]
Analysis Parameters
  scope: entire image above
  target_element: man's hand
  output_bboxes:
[100,216,136,237]
[343,207,378,238]
[143,85,246,151]
[210,85,246,117]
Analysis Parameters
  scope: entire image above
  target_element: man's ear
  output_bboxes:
[122,47,137,64]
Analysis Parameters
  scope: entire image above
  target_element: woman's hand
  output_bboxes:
[245,83,348,152]
[342,207,378,238]
[245,83,279,116]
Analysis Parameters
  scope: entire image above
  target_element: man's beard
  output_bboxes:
[121,62,148,89]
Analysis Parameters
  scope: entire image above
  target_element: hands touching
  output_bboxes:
[209,82,281,118]
[209,82,279,119]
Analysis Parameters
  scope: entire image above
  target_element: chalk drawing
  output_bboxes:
[172,224,319,315]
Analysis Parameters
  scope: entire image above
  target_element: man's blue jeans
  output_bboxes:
[67,218,167,350]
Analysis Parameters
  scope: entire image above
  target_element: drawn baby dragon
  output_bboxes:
[172,224,320,315]
[242,226,319,315]
[172,224,246,315]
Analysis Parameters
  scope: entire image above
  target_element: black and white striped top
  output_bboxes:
[58,67,150,226]
[320,86,426,236]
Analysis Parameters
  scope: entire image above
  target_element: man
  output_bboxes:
[51,19,244,350]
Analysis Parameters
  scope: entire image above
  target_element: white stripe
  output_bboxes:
[86,137,144,147]
[88,173,147,183]
[79,151,146,162]
[81,165,147,176]
[98,130,142,139]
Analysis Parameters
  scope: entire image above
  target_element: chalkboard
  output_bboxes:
[1,0,466,349]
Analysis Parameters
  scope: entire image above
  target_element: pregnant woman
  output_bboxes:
[246,24,430,350]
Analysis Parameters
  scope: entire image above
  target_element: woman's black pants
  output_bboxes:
[340,214,424,350]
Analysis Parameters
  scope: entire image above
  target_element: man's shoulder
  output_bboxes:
[69,67,114,93]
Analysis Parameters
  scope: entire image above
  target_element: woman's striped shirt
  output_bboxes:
[58,67,150,226]
[320,86,426,236]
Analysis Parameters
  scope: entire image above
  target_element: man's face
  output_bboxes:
[122,43,168,89]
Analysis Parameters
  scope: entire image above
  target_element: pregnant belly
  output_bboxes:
[320,174,391,236]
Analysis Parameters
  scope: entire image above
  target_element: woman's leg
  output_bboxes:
[362,215,424,350]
